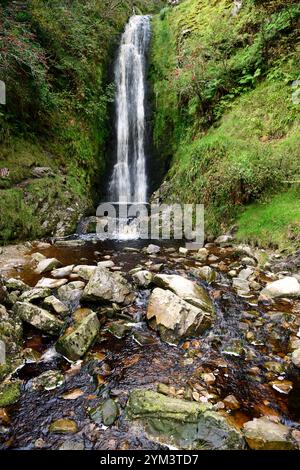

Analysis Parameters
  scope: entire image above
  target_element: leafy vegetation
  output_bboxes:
[150,0,300,250]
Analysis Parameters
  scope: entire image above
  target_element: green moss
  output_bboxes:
[150,0,300,246]
[0,381,21,407]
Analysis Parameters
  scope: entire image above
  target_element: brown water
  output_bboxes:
[2,239,300,450]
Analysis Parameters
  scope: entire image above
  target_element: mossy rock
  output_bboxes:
[0,381,21,407]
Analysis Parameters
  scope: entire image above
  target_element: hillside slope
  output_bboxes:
[0,0,163,243]
[150,0,300,251]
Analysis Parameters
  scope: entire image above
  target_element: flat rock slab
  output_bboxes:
[259,276,300,301]
[243,417,294,450]
[126,390,245,450]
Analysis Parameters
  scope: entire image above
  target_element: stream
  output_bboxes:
[1,236,300,450]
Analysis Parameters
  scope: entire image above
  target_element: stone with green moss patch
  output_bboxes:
[0,381,21,407]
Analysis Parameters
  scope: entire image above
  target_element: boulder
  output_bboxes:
[49,418,78,434]
[153,274,214,312]
[0,381,21,407]
[36,278,68,289]
[31,370,64,391]
[19,287,51,303]
[215,235,234,246]
[196,248,209,262]
[35,258,62,275]
[97,260,115,269]
[56,309,100,361]
[73,265,97,281]
[132,270,153,287]
[43,296,69,317]
[145,244,160,255]
[5,278,30,293]
[292,348,300,368]
[259,277,300,301]
[147,288,213,344]
[51,265,75,279]
[243,417,294,450]
[126,390,245,450]
[14,302,64,335]
[89,399,119,426]
[83,267,134,305]
[57,281,85,306]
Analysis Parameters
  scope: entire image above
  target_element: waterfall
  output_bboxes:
[109,15,151,204]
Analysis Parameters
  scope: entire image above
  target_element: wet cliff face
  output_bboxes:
[0,0,165,245]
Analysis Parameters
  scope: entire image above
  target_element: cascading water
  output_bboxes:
[109,15,151,205]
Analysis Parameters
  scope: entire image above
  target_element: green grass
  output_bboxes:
[150,0,300,249]
[237,189,300,251]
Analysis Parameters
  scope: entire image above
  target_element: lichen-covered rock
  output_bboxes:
[35,258,62,274]
[153,274,214,312]
[83,267,134,305]
[19,287,51,303]
[259,277,300,301]
[43,296,69,317]
[132,270,153,287]
[14,302,64,335]
[126,390,245,450]
[243,417,294,450]
[56,309,100,361]
[4,278,30,293]
[147,288,213,344]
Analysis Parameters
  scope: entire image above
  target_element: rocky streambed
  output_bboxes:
[1,236,300,450]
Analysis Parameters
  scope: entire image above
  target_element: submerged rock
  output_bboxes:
[153,273,214,312]
[83,267,134,305]
[259,277,300,301]
[43,296,69,317]
[243,417,294,450]
[56,309,100,361]
[89,399,119,426]
[126,390,245,450]
[147,288,213,344]
[14,302,64,335]
[49,418,78,434]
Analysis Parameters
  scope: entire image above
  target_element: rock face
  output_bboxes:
[243,417,294,450]
[14,302,64,335]
[153,274,214,312]
[83,267,134,305]
[126,390,245,450]
[147,288,213,344]
[56,309,100,361]
[259,277,300,301]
